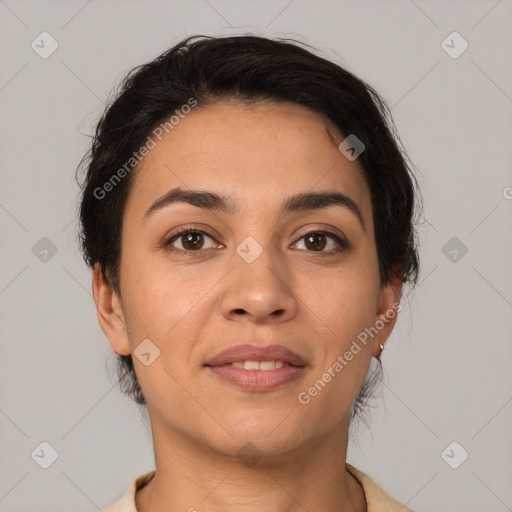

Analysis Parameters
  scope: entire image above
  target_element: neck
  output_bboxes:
[136,414,366,512]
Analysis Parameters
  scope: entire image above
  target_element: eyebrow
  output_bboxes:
[144,187,365,230]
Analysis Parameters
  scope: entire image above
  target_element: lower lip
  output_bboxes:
[207,365,306,391]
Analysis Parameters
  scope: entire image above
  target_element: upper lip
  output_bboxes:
[204,344,307,367]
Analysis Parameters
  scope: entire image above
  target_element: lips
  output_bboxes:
[204,344,307,368]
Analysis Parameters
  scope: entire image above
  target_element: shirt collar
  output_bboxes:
[104,465,412,512]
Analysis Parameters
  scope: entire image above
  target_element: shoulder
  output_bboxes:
[102,470,156,512]
[346,463,414,512]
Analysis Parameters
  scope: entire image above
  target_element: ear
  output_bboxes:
[373,277,402,358]
[92,263,131,356]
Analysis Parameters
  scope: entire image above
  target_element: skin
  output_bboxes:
[92,100,401,512]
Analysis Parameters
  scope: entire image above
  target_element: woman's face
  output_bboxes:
[94,100,400,459]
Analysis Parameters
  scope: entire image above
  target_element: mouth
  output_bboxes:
[204,344,307,391]
[221,360,293,370]
[204,344,307,367]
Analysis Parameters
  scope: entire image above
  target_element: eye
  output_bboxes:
[293,230,348,253]
[164,227,219,253]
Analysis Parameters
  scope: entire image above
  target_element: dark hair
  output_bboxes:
[76,34,420,418]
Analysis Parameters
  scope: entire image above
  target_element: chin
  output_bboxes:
[224,417,314,456]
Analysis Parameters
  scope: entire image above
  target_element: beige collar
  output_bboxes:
[103,464,413,512]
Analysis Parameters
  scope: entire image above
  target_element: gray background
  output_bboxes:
[1,0,511,511]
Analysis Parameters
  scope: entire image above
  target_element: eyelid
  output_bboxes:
[293,224,347,244]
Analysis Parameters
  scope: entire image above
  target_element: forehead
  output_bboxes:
[126,101,371,219]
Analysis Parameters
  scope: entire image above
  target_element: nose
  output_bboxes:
[221,247,298,324]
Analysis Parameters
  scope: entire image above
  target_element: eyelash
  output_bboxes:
[162,225,348,256]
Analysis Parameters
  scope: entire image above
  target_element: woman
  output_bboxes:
[77,34,419,512]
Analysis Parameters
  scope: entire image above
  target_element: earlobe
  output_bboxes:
[373,279,402,358]
[92,263,131,356]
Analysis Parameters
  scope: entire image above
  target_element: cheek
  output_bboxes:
[119,247,195,328]
[118,252,217,386]
[312,260,380,337]
[300,253,379,400]
[297,280,377,424]
[118,263,207,408]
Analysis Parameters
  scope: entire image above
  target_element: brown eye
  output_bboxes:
[294,230,347,253]
[305,232,327,251]
[165,229,217,252]
[180,232,205,250]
